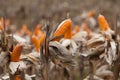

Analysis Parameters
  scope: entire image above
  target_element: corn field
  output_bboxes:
[0,1,120,80]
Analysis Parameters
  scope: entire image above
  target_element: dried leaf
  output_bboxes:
[9,61,26,74]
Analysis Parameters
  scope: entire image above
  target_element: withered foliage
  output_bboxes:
[0,12,120,80]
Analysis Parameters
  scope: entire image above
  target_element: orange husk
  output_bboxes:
[82,23,91,35]
[32,33,45,52]
[53,19,72,41]
[74,25,80,32]
[5,19,10,27]
[0,18,3,30]
[22,24,27,31]
[38,33,45,45]
[17,24,27,36]
[32,35,40,52]
[22,24,31,36]
[0,22,3,30]
[25,29,32,36]
[64,26,72,39]
[0,18,10,29]
[17,30,22,36]
[34,24,42,36]
[87,10,94,18]
[15,75,21,80]
[98,14,110,31]
[72,25,80,35]
[10,43,23,62]
[18,24,31,36]
[34,29,43,36]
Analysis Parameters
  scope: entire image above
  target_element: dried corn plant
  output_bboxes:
[0,11,120,80]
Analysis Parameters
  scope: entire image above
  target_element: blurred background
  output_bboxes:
[0,0,119,29]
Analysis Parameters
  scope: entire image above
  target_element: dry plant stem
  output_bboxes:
[1,17,7,51]
[40,44,47,80]
[44,25,50,80]
[63,68,70,80]
[40,68,44,80]
[3,17,6,44]
[9,71,25,80]
[9,66,25,80]
[0,51,9,65]
[113,15,120,80]
[70,65,77,80]
[113,62,120,80]
[79,56,84,80]
[113,38,120,80]
[45,59,50,80]
[45,41,49,80]
[40,45,45,80]
[89,60,94,80]
[61,68,64,80]
[49,35,64,41]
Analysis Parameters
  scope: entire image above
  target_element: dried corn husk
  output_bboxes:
[49,41,76,68]
[9,61,26,74]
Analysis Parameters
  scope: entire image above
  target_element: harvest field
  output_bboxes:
[0,0,120,80]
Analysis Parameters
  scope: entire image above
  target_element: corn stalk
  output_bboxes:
[113,15,120,80]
